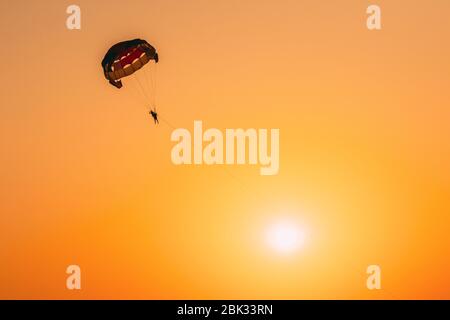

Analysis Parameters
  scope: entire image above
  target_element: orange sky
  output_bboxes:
[0,0,449,299]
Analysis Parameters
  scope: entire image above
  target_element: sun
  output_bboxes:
[265,220,305,254]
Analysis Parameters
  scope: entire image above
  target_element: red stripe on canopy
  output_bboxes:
[118,48,146,69]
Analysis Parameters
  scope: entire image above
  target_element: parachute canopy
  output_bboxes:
[102,39,158,89]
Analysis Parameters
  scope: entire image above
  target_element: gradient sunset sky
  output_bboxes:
[0,0,449,299]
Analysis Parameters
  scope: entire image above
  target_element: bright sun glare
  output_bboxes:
[266,221,305,254]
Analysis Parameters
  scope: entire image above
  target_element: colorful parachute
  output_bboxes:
[102,39,158,89]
